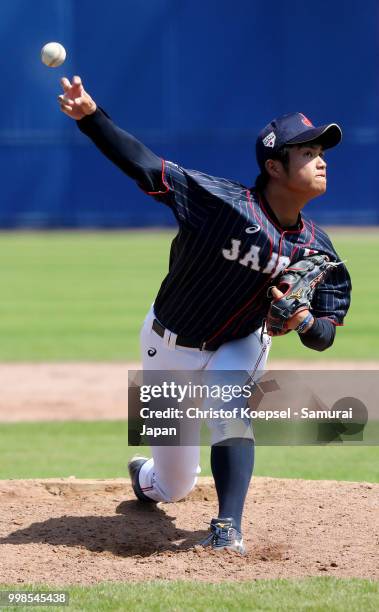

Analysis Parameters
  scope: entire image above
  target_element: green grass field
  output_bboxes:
[0,421,378,481]
[1,579,378,611]
[0,231,377,360]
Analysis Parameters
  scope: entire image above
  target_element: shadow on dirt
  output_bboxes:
[0,501,209,558]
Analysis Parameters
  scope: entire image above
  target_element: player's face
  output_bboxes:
[285,144,327,198]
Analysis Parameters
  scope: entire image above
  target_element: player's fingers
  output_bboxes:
[72,75,84,95]
[58,94,74,107]
[271,287,284,299]
[58,94,75,110]
[74,96,96,114]
[59,100,74,111]
[60,77,71,92]
[59,103,75,116]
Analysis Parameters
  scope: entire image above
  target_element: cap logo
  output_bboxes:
[300,113,314,127]
[262,131,276,148]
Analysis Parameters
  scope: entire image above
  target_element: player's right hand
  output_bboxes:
[58,76,97,120]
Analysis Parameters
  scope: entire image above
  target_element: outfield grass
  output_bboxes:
[0,421,377,481]
[0,579,378,611]
[0,231,377,360]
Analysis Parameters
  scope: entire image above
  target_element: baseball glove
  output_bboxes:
[265,254,338,336]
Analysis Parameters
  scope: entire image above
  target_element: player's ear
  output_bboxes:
[264,159,283,180]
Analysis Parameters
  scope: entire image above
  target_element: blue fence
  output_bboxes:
[1,0,378,227]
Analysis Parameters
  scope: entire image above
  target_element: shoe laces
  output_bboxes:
[203,521,237,546]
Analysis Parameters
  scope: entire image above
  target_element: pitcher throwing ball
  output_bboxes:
[58,76,351,554]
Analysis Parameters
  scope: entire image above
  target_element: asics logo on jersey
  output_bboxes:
[245,224,261,234]
[148,347,157,357]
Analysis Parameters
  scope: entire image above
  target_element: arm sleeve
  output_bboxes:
[77,107,166,193]
[309,261,352,325]
[77,108,211,228]
[299,258,351,351]
[299,317,336,351]
[77,108,214,229]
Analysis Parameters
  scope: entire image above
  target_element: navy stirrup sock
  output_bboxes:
[210,438,254,533]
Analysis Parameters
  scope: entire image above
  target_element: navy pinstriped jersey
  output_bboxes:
[147,161,351,347]
[77,109,351,350]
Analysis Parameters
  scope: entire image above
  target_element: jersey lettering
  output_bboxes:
[263,254,291,277]
[239,245,261,270]
[271,256,292,277]
[222,239,290,277]
[222,239,241,260]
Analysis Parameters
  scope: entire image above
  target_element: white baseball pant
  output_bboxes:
[137,305,271,502]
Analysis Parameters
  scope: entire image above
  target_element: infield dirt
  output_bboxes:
[0,477,377,585]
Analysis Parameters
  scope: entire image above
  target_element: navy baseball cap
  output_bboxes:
[256,112,342,171]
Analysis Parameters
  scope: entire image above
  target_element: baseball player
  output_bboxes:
[58,76,351,555]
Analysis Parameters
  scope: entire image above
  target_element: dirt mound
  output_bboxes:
[0,477,377,585]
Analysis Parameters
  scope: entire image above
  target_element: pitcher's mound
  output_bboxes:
[0,477,377,585]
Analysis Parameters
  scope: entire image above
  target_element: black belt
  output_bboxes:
[152,319,209,350]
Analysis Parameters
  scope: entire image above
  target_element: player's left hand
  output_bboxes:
[265,254,333,337]
[267,287,314,336]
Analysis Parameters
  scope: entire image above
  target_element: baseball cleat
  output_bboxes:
[127,455,156,503]
[200,517,246,555]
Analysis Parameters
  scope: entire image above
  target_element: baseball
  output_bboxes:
[41,42,66,68]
